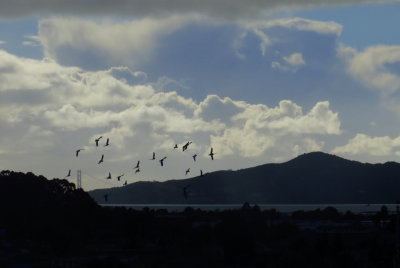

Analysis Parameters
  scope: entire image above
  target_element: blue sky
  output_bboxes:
[1,0,400,190]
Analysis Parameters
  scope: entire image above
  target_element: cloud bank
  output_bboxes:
[0,0,395,19]
[0,48,341,187]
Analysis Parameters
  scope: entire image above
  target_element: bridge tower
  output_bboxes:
[77,170,82,189]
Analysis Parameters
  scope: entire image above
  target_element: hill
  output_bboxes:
[89,152,400,204]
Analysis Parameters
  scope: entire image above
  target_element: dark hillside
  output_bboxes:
[90,152,400,204]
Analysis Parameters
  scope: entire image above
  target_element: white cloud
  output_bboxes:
[0,0,393,19]
[0,48,343,188]
[240,18,342,57]
[284,53,306,66]
[210,99,340,158]
[37,16,196,67]
[272,52,306,72]
[332,133,400,156]
[339,44,400,94]
[245,18,343,36]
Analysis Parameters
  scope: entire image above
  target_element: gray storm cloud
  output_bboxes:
[0,0,395,19]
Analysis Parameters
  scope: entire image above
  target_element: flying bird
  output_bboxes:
[104,138,110,147]
[135,168,140,174]
[192,154,197,161]
[159,156,167,167]
[182,141,192,151]
[95,136,103,147]
[135,160,140,169]
[209,147,215,160]
[98,154,104,164]
[117,174,124,181]
[185,168,190,175]
[106,172,112,180]
[66,169,71,178]
[76,149,84,157]
[151,152,155,160]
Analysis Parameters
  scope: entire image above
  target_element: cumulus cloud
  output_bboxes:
[339,44,400,94]
[332,133,400,156]
[0,0,393,19]
[209,99,340,158]
[0,48,342,188]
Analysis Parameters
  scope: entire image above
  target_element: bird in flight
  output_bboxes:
[185,168,190,175]
[135,160,140,169]
[117,174,124,181]
[182,141,192,151]
[95,136,103,147]
[151,152,155,160]
[104,138,110,147]
[192,154,197,161]
[209,147,215,160]
[98,154,104,164]
[76,149,84,157]
[66,169,71,177]
[106,172,112,180]
[135,168,140,174]
[159,156,167,166]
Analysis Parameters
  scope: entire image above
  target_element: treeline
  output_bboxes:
[0,171,397,267]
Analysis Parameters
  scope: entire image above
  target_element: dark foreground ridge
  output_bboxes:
[90,151,400,204]
[0,170,398,267]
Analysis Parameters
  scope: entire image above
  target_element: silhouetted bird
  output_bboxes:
[209,147,215,160]
[117,174,124,181]
[76,149,84,157]
[174,144,178,149]
[98,154,104,164]
[106,172,112,180]
[95,136,103,147]
[66,169,71,177]
[104,194,109,202]
[135,168,140,174]
[192,154,197,161]
[159,156,167,166]
[104,138,110,147]
[151,152,155,160]
[135,160,140,169]
[185,168,190,175]
[182,141,192,151]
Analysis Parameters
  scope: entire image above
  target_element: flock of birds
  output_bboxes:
[65,136,216,201]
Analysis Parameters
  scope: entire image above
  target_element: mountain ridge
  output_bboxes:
[89,152,400,204]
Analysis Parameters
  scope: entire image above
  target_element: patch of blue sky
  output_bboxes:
[284,2,400,50]
[0,17,43,59]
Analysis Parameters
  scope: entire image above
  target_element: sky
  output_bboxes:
[1,0,400,190]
